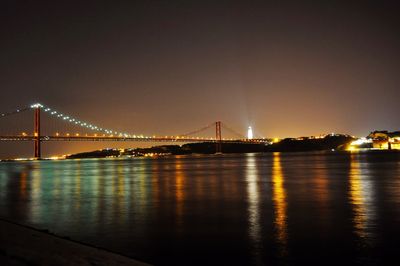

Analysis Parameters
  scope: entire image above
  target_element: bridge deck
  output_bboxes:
[0,135,268,143]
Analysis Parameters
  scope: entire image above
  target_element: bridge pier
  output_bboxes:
[34,106,41,159]
[216,121,222,153]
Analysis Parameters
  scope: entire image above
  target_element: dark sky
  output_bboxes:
[1,0,400,156]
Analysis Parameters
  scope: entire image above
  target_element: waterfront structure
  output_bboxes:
[349,131,400,150]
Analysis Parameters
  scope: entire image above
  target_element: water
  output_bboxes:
[1,151,400,265]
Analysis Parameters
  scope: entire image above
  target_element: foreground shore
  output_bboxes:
[0,218,150,266]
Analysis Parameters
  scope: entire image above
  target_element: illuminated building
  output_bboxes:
[348,131,400,151]
[247,126,253,140]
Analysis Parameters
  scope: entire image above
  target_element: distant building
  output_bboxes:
[348,130,400,151]
[367,131,400,150]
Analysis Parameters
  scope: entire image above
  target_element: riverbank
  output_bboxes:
[0,218,150,266]
[65,136,353,159]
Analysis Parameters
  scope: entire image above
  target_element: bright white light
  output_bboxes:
[30,103,43,108]
[350,137,372,146]
[248,126,253,139]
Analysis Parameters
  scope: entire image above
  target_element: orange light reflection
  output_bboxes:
[272,152,288,256]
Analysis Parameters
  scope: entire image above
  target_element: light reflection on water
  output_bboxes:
[245,153,262,264]
[312,156,329,209]
[349,153,376,244]
[1,152,400,265]
[175,159,185,231]
[272,152,288,257]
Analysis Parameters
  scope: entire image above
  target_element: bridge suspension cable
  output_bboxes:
[30,103,137,138]
[180,122,215,137]
[0,106,30,118]
[220,122,246,139]
[1,102,264,141]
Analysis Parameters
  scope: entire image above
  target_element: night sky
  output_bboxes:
[1,0,400,157]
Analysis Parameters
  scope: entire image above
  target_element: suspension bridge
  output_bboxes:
[0,103,269,159]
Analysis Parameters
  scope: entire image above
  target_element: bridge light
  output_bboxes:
[30,103,43,108]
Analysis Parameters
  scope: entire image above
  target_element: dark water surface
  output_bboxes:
[1,151,400,265]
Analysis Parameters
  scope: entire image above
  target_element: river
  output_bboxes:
[1,151,400,265]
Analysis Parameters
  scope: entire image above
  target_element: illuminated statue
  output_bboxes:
[248,126,253,139]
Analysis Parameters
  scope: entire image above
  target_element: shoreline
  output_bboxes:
[1,148,400,162]
[0,218,151,266]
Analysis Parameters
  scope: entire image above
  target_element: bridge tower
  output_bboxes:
[34,106,41,159]
[216,121,222,153]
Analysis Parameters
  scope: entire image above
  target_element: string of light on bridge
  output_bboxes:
[29,103,223,140]
[1,107,30,118]
[1,103,267,143]
[30,103,145,138]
